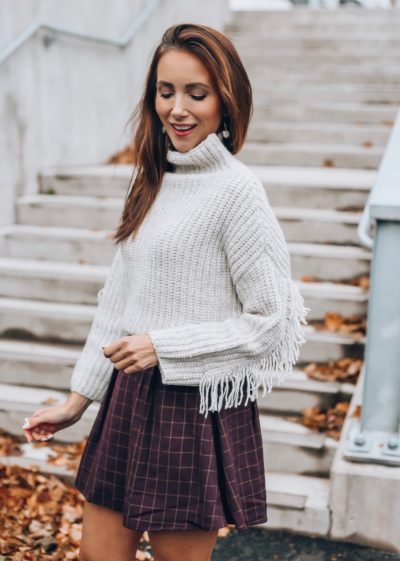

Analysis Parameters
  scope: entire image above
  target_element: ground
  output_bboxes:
[211,528,400,561]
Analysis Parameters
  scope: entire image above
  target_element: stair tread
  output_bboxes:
[0,224,113,240]
[0,256,108,278]
[274,207,362,222]
[242,141,384,153]
[266,471,330,510]
[17,193,122,206]
[0,296,366,343]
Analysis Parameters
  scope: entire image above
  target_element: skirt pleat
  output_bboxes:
[74,365,268,532]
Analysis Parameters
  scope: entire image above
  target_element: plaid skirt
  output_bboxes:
[74,364,268,532]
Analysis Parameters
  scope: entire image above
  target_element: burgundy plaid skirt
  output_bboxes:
[74,364,268,532]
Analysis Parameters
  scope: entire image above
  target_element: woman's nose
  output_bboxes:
[171,96,189,117]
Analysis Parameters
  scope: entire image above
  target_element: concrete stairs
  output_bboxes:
[1,6,398,539]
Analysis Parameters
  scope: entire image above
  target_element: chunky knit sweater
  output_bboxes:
[70,132,310,417]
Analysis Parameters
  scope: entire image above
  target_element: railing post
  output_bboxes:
[345,111,400,466]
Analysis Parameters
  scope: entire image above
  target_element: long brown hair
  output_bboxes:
[113,23,253,244]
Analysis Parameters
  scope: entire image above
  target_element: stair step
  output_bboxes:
[0,296,98,343]
[39,164,131,198]
[258,472,331,536]
[16,194,123,229]
[0,253,369,317]
[243,51,400,65]
[232,36,400,50]
[258,165,373,210]
[0,289,364,357]
[275,207,362,245]
[0,228,372,282]
[238,141,383,169]
[229,14,400,28]
[259,414,338,475]
[37,164,374,209]
[296,280,368,320]
[247,121,390,146]
[258,368,354,413]
[0,256,106,303]
[0,225,117,264]
[302,325,364,363]
[0,254,368,316]
[253,103,398,125]
[0,338,80,390]
[289,242,371,281]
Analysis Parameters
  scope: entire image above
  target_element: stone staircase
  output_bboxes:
[1,7,399,538]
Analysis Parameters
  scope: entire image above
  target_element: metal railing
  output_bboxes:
[345,109,400,466]
[0,0,161,65]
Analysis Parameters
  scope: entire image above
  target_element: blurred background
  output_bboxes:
[1,1,400,559]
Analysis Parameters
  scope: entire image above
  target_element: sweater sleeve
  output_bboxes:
[148,175,310,417]
[70,242,126,402]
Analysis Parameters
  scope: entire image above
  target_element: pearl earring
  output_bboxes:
[222,121,230,139]
[162,126,166,133]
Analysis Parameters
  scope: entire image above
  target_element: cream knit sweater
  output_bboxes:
[70,132,310,417]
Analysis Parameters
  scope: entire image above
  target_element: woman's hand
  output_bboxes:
[22,399,89,444]
[102,333,158,374]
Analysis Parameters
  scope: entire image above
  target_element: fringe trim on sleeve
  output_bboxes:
[198,278,311,418]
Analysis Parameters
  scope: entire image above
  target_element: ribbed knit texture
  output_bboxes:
[70,132,310,417]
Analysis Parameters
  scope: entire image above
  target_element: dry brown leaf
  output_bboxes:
[41,397,60,405]
[310,312,366,338]
[300,275,320,282]
[107,143,136,165]
[291,401,350,440]
[303,358,363,384]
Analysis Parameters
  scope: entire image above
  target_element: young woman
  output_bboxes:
[22,23,309,561]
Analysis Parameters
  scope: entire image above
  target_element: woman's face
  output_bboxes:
[155,49,223,152]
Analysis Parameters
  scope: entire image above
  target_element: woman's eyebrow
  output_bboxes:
[157,80,210,90]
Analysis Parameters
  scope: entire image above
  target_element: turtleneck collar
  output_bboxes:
[166,132,234,174]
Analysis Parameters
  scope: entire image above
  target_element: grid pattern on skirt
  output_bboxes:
[74,364,268,532]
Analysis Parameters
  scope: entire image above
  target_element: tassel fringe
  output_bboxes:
[199,278,311,418]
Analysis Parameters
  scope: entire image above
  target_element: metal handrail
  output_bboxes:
[0,0,161,65]
[357,109,400,250]
[357,196,374,249]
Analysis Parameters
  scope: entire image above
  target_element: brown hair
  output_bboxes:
[113,23,253,244]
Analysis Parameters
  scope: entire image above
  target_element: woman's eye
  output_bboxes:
[159,93,206,101]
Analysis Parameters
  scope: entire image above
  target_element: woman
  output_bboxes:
[22,23,309,561]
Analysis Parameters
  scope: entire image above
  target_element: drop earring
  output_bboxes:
[218,120,230,140]
[162,126,166,133]
[222,120,230,139]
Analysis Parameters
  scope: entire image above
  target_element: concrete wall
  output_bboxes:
[0,0,232,227]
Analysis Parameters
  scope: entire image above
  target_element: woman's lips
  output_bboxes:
[170,124,197,136]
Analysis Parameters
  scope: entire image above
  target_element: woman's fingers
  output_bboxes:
[22,416,54,443]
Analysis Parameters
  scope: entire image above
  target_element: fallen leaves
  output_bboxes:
[107,143,136,164]
[310,311,367,338]
[304,358,363,384]
[0,462,84,560]
[287,401,350,441]
[0,429,23,457]
[362,141,374,149]
[300,274,370,290]
[46,440,88,472]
